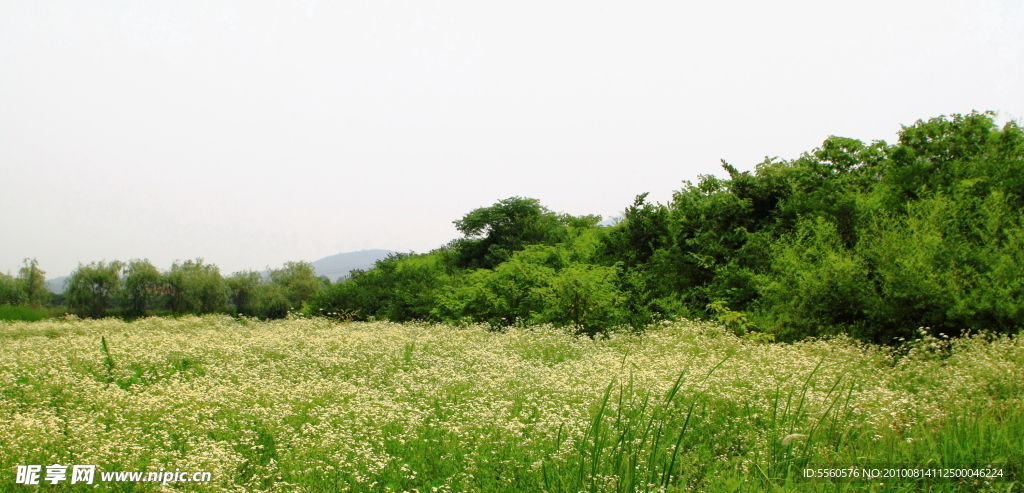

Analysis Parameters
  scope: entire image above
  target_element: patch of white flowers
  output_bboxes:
[0,316,1020,491]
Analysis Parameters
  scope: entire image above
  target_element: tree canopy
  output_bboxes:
[311,111,1024,343]
[9,111,1022,343]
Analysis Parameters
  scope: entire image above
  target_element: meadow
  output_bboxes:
[0,305,54,323]
[1,316,1021,492]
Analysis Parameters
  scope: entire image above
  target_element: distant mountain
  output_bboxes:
[311,249,395,282]
[46,276,68,294]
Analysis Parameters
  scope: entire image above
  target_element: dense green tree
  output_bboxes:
[165,259,227,315]
[452,196,599,269]
[856,193,1024,341]
[434,247,556,328]
[599,193,670,268]
[17,258,49,307]
[252,283,290,319]
[226,270,294,319]
[589,111,1024,342]
[65,261,123,318]
[226,111,1024,343]
[121,259,161,317]
[0,272,21,306]
[753,217,875,340]
[309,197,607,325]
[226,271,262,316]
[534,262,622,336]
[269,261,323,307]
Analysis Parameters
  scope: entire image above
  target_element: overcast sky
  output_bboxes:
[2,1,1022,278]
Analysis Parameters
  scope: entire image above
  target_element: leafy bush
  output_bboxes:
[452,196,602,269]
[310,251,457,322]
[754,217,876,341]
[854,193,1024,341]
[436,229,624,335]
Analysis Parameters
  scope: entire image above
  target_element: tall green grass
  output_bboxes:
[546,356,1022,492]
[0,304,54,321]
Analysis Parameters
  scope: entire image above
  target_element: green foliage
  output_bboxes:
[4,257,326,320]
[247,282,290,319]
[436,229,624,335]
[598,193,670,269]
[748,115,1024,342]
[15,111,1021,344]
[705,300,754,336]
[452,196,601,269]
[0,259,50,308]
[225,262,322,320]
[164,258,227,315]
[222,271,284,319]
[65,260,124,318]
[269,261,323,307]
[852,193,1024,342]
[453,196,560,269]
[308,114,1024,342]
[534,262,622,336]
[311,225,621,334]
[0,272,21,306]
[0,305,54,321]
[226,270,262,315]
[754,217,875,341]
[598,111,1024,343]
[309,251,458,322]
[17,258,49,307]
[121,258,162,317]
[433,260,544,328]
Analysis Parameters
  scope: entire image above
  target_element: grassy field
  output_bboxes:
[0,316,1021,492]
[0,305,59,322]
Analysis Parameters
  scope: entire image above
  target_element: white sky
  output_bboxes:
[2,1,1022,277]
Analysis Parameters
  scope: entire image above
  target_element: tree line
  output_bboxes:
[307,111,1024,343]
[1,258,328,320]
[5,112,1022,343]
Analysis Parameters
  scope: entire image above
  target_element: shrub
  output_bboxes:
[755,217,875,341]
[310,251,457,322]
